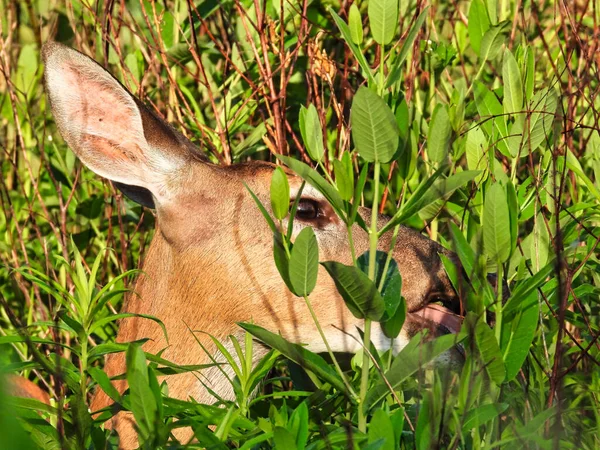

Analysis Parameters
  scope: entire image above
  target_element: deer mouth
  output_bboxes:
[412,304,463,335]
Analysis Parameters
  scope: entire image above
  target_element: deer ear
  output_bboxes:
[42,42,197,203]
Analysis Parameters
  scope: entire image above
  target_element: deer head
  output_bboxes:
[42,42,463,447]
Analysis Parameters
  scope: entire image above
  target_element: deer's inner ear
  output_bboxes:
[42,42,191,203]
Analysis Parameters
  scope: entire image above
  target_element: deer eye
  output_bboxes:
[295,198,322,221]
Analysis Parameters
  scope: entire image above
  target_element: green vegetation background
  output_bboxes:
[0,0,599,448]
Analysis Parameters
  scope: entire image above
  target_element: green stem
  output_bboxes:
[303,294,357,399]
[358,162,381,432]
[80,334,88,400]
[494,260,504,344]
[347,225,357,266]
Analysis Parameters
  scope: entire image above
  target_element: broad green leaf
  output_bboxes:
[502,50,523,115]
[270,167,290,220]
[378,165,447,235]
[467,0,490,55]
[419,170,480,207]
[503,261,553,316]
[368,0,399,45]
[501,294,539,381]
[125,53,140,84]
[161,11,176,49]
[348,4,363,45]
[276,155,346,221]
[474,81,511,157]
[289,402,309,449]
[368,409,395,450]
[530,212,550,270]
[88,367,121,403]
[330,9,375,85]
[273,234,293,292]
[381,297,406,339]
[524,48,535,102]
[274,427,297,450]
[126,344,158,443]
[474,315,506,384]
[479,21,509,61]
[289,227,319,297]
[351,87,400,163]
[333,155,353,201]
[386,8,429,88]
[486,0,498,23]
[364,332,466,411]
[462,403,508,431]
[506,180,518,258]
[483,182,511,263]
[427,104,452,165]
[466,126,488,183]
[238,323,348,395]
[356,250,403,321]
[526,88,558,152]
[321,261,385,320]
[299,104,324,162]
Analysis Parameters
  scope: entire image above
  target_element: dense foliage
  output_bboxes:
[1,0,599,448]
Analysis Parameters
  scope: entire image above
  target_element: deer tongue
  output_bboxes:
[413,304,463,334]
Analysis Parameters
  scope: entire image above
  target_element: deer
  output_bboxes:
[31,41,468,447]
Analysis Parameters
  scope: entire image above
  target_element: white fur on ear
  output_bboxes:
[43,42,184,196]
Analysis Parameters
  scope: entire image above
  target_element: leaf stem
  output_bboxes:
[303,294,357,399]
[359,161,381,432]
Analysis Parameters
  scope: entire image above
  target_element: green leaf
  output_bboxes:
[351,87,400,163]
[321,261,385,320]
[276,155,346,221]
[414,170,481,215]
[479,21,509,61]
[503,262,554,316]
[483,182,511,263]
[462,403,508,432]
[289,227,319,297]
[364,332,466,411]
[467,0,490,55]
[299,104,324,162]
[368,0,399,45]
[333,155,354,201]
[271,167,290,220]
[466,126,488,183]
[126,343,158,444]
[289,402,309,449]
[502,50,523,115]
[273,234,293,292]
[88,367,121,403]
[348,4,363,45]
[245,183,277,234]
[506,180,518,258]
[526,88,558,152]
[524,48,535,102]
[378,165,447,235]
[238,323,348,395]
[330,9,375,85]
[274,427,297,450]
[474,81,511,157]
[427,104,452,165]
[501,294,539,381]
[381,297,406,339]
[473,315,506,385]
[386,8,429,88]
[368,409,395,450]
